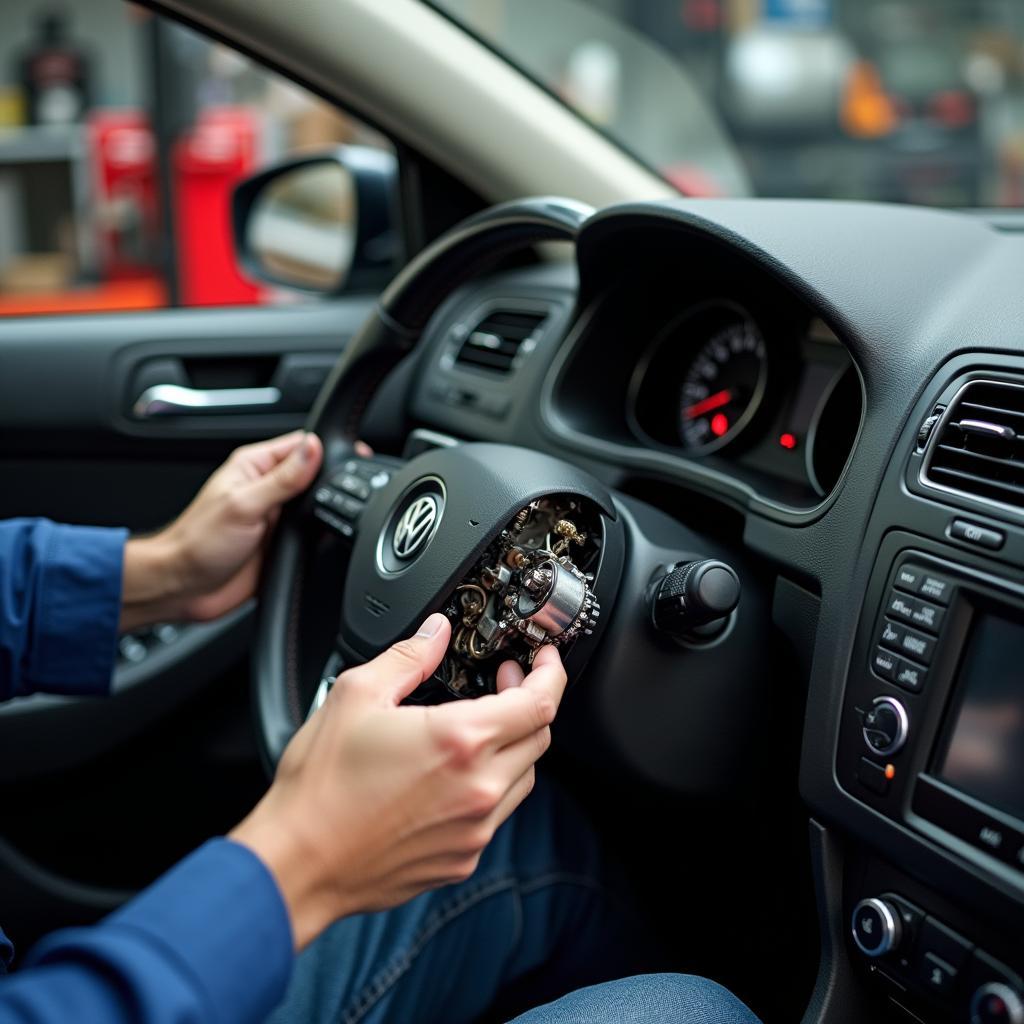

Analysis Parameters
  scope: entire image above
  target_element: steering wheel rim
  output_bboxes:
[255,197,594,766]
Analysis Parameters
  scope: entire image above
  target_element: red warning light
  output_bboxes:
[779,432,798,450]
[710,412,729,438]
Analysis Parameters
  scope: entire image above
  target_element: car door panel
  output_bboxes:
[0,296,374,943]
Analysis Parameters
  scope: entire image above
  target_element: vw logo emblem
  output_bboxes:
[392,494,439,560]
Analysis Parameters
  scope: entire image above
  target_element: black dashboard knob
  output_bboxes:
[862,696,909,757]
[851,897,903,958]
[971,983,1024,1024]
[652,559,740,639]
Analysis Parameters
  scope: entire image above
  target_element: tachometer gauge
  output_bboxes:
[679,318,767,452]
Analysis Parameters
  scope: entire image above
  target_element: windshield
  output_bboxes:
[428,0,1024,208]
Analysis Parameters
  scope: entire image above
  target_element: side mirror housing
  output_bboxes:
[232,145,398,295]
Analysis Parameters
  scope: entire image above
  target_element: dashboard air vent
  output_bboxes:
[923,378,1024,512]
[454,309,547,374]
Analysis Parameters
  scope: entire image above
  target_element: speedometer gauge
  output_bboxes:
[679,318,767,452]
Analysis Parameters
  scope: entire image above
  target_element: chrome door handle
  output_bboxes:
[133,384,283,418]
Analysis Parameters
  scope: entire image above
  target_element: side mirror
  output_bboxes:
[232,146,399,295]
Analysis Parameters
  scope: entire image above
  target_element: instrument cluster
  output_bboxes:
[628,300,861,501]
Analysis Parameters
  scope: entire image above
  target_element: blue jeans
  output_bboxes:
[267,778,759,1024]
[507,975,761,1024]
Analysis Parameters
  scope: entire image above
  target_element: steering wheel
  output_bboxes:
[256,196,765,775]
[255,196,630,763]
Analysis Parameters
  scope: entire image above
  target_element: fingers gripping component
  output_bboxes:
[430,495,602,700]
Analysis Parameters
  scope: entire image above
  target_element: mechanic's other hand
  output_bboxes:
[120,430,322,630]
[230,614,566,950]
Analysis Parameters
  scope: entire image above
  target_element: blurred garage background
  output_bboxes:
[0,0,1022,316]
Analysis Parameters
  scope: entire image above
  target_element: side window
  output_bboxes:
[0,0,392,316]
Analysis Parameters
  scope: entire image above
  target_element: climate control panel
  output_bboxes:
[849,892,1023,1023]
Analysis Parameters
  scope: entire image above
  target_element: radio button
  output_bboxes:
[879,620,905,652]
[909,600,944,633]
[917,952,957,997]
[894,563,925,592]
[871,646,898,681]
[893,659,926,693]
[863,696,909,756]
[886,591,918,624]
[918,917,971,971]
[857,756,891,795]
[917,571,953,606]
[897,625,935,664]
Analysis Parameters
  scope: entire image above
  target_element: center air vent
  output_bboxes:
[922,378,1024,513]
[453,308,548,374]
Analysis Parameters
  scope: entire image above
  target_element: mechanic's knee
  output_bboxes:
[506,973,761,1024]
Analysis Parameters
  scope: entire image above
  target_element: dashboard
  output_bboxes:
[401,197,1024,1024]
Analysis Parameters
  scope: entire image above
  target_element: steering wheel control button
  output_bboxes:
[893,659,926,693]
[949,518,1005,551]
[852,898,903,958]
[651,559,740,640]
[334,473,371,501]
[971,984,1024,1024]
[862,696,909,756]
[871,646,898,681]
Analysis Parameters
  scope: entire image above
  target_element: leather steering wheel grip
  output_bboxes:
[255,197,593,768]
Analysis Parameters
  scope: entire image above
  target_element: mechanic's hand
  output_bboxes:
[120,430,323,630]
[230,613,565,950]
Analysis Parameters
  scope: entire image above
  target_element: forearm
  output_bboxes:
[119,534,187,633]
[3,840,294,1024]
[0,519,126,701]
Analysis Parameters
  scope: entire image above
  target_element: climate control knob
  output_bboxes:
[862,696,909,757]
[851,897,903,958]
[971,983,1024,1024]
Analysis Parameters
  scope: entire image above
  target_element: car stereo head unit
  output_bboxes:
[932,611,1024,823]
[914,604,1024,874]
[837,538,1024,890]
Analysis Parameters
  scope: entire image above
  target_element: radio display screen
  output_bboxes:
[937,612,1024,822]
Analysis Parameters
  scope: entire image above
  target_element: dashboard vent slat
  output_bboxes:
[454,309,548,375]
[923,378,1024,514]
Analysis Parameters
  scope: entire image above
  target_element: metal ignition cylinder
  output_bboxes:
[515,558,597,644]
[429,496,603,700]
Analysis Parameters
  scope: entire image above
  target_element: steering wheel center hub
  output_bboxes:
[339,443,617,675]
[377,478,446,573]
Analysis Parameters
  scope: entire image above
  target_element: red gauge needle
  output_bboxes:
[683,389,733,420]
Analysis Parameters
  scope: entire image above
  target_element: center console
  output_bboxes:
[837,534,1024,1021]
[828,362,1024,1024]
